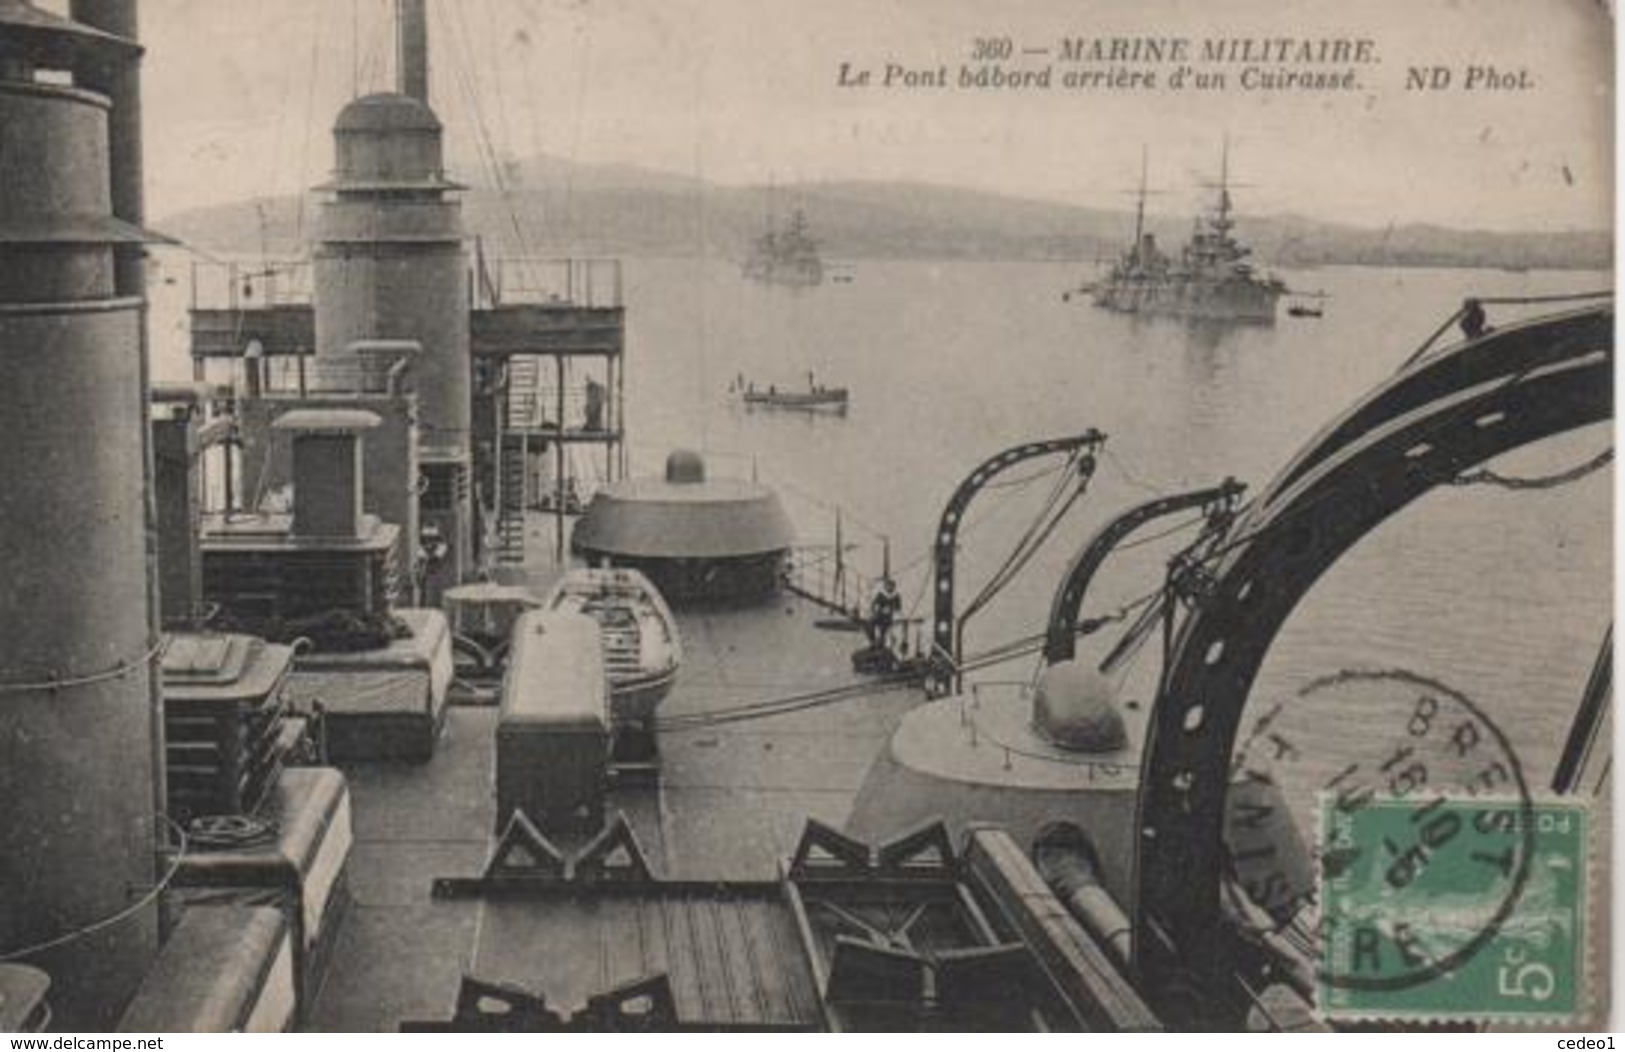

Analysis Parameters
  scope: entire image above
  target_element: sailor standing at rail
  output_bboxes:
[868,576,902,649]
[584,376,605,431]
[1460,297,1490,339]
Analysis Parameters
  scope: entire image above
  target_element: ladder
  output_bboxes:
[496,434,527,564]
[506,356,542,430]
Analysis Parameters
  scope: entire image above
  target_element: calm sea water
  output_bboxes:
[618,257,1612,792]
[149,255,1613,792]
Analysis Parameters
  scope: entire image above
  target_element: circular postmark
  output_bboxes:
[1226,667,1536,995]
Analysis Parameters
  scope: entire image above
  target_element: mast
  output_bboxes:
[1133,145,1147,247]
[396,0,428,103]
[1213,135,1233,234]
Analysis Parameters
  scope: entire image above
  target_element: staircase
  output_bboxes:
[506,356,542,429]
[496,434,527,564]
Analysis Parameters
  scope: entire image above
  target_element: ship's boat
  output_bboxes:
[1084,143,1286,324]
[742,385,849,410]
[541,567,681,724]
[743,207,824,286]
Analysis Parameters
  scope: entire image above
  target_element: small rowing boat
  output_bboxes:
[741,385,849,411]
[541,567,681,724]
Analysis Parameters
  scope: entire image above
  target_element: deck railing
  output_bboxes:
[474,257,624,310]
[189,256,624,313]
[191,259,314,311]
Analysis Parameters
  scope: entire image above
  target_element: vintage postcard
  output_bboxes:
[0,0,1612,1035]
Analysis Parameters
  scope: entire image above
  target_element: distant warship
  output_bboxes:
[743,207,824,287]
[1085,143,1285,324]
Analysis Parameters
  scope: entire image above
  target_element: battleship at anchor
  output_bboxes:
[743,206,825,287]
[0,0,1611,1036]
[1079,143,1287,324]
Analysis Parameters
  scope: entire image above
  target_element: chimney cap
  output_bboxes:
[0,1,140,70]
[273,408,382,434]
[333,91,441,134]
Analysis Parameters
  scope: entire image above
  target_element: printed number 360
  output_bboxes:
[971,37,1013,60]
[1497,945,1556,1001]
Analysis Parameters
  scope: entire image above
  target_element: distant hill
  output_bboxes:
[156,153,1612,271]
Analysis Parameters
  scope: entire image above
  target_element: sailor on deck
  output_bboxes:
[868,576,902,648]
[584,377,605,431]
[1460,298,1491,340]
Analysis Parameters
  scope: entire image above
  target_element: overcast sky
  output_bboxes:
[60,0,1613,232]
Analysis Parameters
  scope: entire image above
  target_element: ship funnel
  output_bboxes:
[0,0,162,1026]
[275,408,381,539]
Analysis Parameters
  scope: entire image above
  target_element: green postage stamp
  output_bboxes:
[1318,797,1589,1023]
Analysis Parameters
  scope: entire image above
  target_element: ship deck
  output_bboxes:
[306,513,920,1030]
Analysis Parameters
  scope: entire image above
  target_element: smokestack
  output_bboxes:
[0,0,159,1027]
[274,409,381,539]
[69,0,143,297]
[396,0,428,103]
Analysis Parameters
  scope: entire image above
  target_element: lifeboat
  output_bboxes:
[541,567,681,725]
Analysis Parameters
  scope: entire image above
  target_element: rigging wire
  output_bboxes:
[1097,506,1237,677]
[982,459,1068,490]
[1181,383,1602,579]
[946,584,1165,679]
[473,0,521,178]
[964,486,1079,618]
[653,578,1165,731]
[355,0,389,95]
[689,64,711,453]
[970,456,1078,598]
[886,450,1081,588]
[350,0,361,98]
[0,638,168,696]
[1113,512,1208,552]
[498,0,552,161]
[434,1,535,265]
[0,816,188,963]
[293,14,325,246]
[654,673,916,731]
[1400,290,1613,371]
[770,476,890,542]
[962,455,1088,620]
[1102,445,1165,497]
[874,448,1107,621]
[256,4,302,262]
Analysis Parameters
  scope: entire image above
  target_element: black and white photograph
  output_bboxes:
[0,0,1613,1034]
